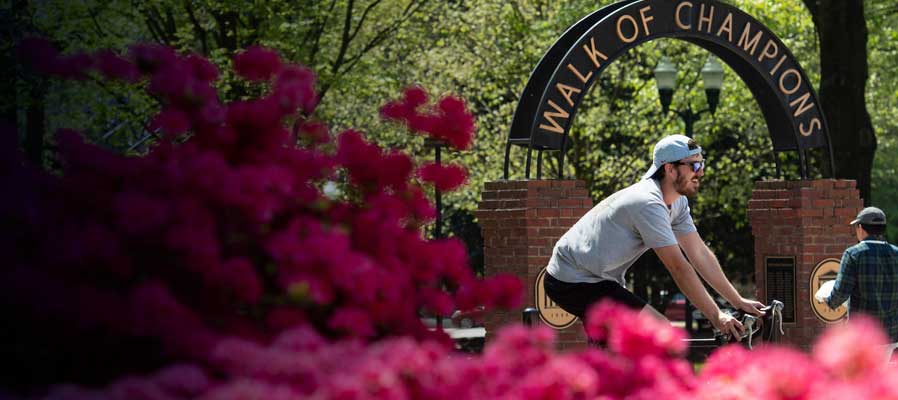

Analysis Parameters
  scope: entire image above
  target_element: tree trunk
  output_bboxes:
[2,0,27,126]
[805,0,876,203]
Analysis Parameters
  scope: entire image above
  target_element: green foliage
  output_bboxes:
[385,0,822,284]
[16,0,898,285]
[867,0,898,243]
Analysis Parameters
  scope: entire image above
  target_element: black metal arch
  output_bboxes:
[505,0,834,180]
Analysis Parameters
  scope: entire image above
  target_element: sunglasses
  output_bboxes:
[673,160,705,172]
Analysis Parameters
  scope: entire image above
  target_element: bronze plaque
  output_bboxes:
[534,267,578,329]
[810,258,848,323]
[765,256,796,323]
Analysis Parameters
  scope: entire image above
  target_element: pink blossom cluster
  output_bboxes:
[380,86,475,151]
[380,86,475,192]
[8,41,520,381]
[41,302,898,399]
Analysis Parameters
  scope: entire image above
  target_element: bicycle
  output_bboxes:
[684,300,785,351]
[521,299,785,354]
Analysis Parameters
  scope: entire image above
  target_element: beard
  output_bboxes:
[674,169,700,196]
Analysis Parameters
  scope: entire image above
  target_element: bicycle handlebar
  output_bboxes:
[713,300,785,349]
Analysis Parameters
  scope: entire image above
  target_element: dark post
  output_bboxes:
[426,138,446,331]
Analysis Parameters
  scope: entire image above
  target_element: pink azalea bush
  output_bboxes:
[7,39,515,388]
[6,41,897,399]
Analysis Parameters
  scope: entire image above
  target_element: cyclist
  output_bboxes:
[543,134,765,340]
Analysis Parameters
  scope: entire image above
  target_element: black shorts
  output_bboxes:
[543,273,646,319]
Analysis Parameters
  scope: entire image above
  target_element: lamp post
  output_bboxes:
[653,56,724,137]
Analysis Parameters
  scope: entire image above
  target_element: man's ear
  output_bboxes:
[663,163,674,176]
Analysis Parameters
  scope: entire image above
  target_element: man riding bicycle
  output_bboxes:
[543,135,765,340]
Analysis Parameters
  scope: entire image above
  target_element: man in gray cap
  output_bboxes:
[826,207,898,343]
[543,134,764,340]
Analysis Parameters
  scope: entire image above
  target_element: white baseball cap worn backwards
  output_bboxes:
[642,134,703,180]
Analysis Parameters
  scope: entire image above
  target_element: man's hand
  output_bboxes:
[714,312,745,341]
[732,297,766,317]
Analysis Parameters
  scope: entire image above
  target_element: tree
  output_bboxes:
[802,0,877,203]
[13,0,437,159]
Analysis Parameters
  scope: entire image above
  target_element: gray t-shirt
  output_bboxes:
[546,178,697,285]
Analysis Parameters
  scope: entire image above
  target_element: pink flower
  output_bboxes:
[336,130,412,191]
[403,186,437,222]
[149,107,191,136]
[813,314,890,380]
[147,60,193,99]
[153,364,212,396]
[294,120,330,145]
[265,308,308,331]
[328,307,376,338]
[417,162,468,191]
[380,86,428,121]
[226,98,284,135]
[219,257,263,304]
[111,191,170,235]
[380,88,475,151]
[430,96,475,150]
[234,46,282,81]
[188,105,227,138]
[95,50,140,82]
[380,150,414,189]
[273,65,318,114]
[481,274,524,310]
[419,286,455,316]
[700,345,821,399]
[584,300,687,358]
[199,380,304,400]
[699,344,750,380]
[186,53,219,82]
[271,325,327,353]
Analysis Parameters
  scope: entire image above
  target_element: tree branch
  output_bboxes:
[183,0,209,55]
[304,0,338,65]
[335,0,424,77]
[331,0,356,76]
[348,0,383,44]
[87,5,107,38]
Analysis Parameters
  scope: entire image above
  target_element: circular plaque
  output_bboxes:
[809,258,848,323]
[534,267,578,329]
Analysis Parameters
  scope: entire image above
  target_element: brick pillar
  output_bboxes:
[747,179,862,349]
[476,180,593,350]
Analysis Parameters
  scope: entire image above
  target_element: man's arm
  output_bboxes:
[677,231,765,316]
[826,252,856,309]
[654,244,744,338]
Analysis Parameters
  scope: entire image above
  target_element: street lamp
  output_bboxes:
[653,56,724,137]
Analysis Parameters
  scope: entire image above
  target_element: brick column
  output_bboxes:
[476,180,593,350]
[747,179,862,349]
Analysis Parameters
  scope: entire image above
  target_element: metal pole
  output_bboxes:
[525,143,533,180]
[434,144,443,239]
[774,151,782,179]
[434,143,444,332]
[680,108,697,138]
[536,149,543,180]
[503,142,513,180]
[558,136,567,180]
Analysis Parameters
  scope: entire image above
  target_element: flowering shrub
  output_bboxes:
[7,41,898,399]
[7,40,518,387]
[34,300,897,399]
